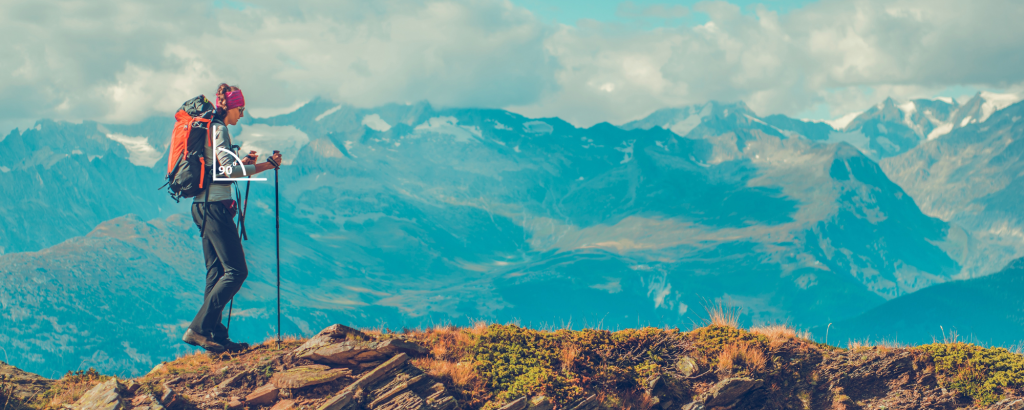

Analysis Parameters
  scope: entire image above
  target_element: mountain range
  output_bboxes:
[1,92,1022,378]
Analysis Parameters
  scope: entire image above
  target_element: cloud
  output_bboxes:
[512,0,1024,125]
[0,0,556,124]
[1,0,1023,128]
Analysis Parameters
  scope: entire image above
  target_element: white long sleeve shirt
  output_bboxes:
[193,121,256,203]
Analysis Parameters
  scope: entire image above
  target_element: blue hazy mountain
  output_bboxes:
[880,97,1024,279]
[0,96,1010,378]
[813,257,1024,347]
[0,119,181,255]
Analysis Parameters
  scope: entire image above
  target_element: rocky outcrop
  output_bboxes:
[70,379,124,410]
[294,325,429,366]
[317,352,457,410]
[271,365,350,389]
[681,377,763,410]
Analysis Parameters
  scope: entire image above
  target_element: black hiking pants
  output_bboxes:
[189,200,248,340]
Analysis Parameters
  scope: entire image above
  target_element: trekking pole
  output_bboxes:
[267,150,281,346]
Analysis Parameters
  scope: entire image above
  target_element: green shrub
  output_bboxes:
[919,343,1024,406]
[470,325,584,407]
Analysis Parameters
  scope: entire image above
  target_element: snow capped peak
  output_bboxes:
[978,91,1021,122]
[933,96,955,104]
[824,111,861,131]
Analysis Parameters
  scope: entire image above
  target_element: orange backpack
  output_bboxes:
[161,95,216,201]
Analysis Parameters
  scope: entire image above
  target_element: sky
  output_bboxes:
[2,0,1024,133]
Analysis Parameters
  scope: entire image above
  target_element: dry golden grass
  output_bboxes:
[846,338,904,351]
[258,335,306,348]
[560,342,582,374]
[750,325,796,348]
[705,302,739,328]
[717,341,767,375]
[425,326,475,362]
[412,358,483,389]
[470,321,488,336]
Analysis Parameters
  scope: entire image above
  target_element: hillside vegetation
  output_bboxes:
[3,316,1023,410]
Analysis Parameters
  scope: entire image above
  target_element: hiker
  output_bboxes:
[181,83,283,353]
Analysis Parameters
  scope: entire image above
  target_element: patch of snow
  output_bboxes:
[415,116,482,142]
[927,123,954,140]
[960,116,973,127]
[877,123,888,133]
[744,114,767,125]
[237,124,310,165]
[523,121,553,134]
[361,114,391,132]
[492,121,511,131]
[513,145,521,153]
[933,96,954,104]
[103,133,162,166]
[897,101,916,117]
[315,105,343,122]
[616,141,635,164]
[979,91,1021,122]
[825,111,861,131]
[72,149,83,155]
[669,115,702,136]
[0,166,9,173]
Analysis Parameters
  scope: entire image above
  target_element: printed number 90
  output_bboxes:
[219,165,233,175]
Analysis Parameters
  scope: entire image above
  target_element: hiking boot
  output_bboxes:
[182,328,226,353]
[217,338,250,352]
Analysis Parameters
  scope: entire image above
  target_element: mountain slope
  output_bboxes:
[815,257,1024,348]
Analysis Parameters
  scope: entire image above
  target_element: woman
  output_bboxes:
[181,83,283,353]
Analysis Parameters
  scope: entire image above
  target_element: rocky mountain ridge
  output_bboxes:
[4,321,1024,410]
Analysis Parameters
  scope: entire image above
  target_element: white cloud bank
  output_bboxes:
[2,0,1024,128]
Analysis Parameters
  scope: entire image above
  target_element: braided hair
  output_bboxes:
[214,83,241,116]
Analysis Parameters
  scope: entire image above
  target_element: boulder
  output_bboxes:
[246,383,280,406]
[676,357,699,377]
[989,398,1024,410]
[527,396,554,410]
[130,394,166,410]
[298,338,428,365]
[498,396,528,410]
[702,377,763,408]
[270,365,350,389]
[216,369,252,390]
[159,383,183,410]
[269,399,296,410]
[227,397,243,410]
[566,394,599,410]
[292,325,370,358]
[69,379,123,410]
